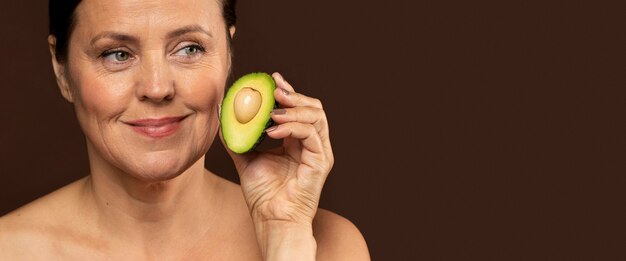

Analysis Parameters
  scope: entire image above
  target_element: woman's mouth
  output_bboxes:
[124,116,188,138]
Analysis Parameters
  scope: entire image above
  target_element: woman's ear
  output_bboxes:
[47,35,74,103]
[229,26,236,39]
[227,26,236,70]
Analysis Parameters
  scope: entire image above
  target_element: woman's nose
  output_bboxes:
[135,53,175,103]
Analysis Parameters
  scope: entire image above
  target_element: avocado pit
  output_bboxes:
[234,87,262,124]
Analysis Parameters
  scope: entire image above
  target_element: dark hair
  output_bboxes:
[49,0,237,63]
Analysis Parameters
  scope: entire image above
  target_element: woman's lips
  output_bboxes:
[124,116,188,138]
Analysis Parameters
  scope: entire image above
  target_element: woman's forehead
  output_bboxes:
[73,0,223,38]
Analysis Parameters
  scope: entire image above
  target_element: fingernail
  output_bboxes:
[279,87,290,96]
[265,125,278,133]
[271,108,286,115]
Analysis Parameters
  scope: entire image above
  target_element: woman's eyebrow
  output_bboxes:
[88,25,212,46]
[90,32,139,46]
[166,25,213,39]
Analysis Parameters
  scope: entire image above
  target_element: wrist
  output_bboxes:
[256,220,317,261]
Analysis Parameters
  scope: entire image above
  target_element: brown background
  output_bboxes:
[1,0,625,260]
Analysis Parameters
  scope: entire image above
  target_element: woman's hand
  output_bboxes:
[221,72,334,260]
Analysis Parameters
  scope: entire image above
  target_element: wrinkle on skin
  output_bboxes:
[61,0,230,189]
[48,4,237,253]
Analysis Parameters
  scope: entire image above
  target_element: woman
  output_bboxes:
[0,0,369,259]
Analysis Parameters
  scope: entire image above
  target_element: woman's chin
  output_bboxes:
[124,154,196,183]
[132,168,183,183]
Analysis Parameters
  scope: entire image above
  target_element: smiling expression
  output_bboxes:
[53,0,232,181]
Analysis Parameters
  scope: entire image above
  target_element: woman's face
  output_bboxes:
[56,0,231,181]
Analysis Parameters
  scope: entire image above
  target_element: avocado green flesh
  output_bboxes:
[220,72,276,154]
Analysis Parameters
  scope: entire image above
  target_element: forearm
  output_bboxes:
[256,221,317,261]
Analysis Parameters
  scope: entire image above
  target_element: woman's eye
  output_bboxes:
[174,45,204,57]
[103,51,132,62]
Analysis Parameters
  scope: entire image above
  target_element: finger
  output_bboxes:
[265,122,324,155]
[267,122,333,186]
[270,107,327,133]
[270,106,334,169]
[266,122,331,178]
[271,72,334,170]
[274,88,324,110]
[272,72,323,109]
[272,72,295,92]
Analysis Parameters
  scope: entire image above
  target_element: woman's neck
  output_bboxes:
[81,147,223,255]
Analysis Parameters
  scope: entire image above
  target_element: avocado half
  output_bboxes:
[220,72,276,154]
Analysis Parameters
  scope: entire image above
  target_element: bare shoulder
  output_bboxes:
[0,178,87,258]
[0,205,50,258]
[0,213,57,259]
[313,208,370,261]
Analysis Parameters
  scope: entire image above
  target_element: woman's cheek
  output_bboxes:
[71,63,133,120]
[83,81,131,123]
[178,69,225,113]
